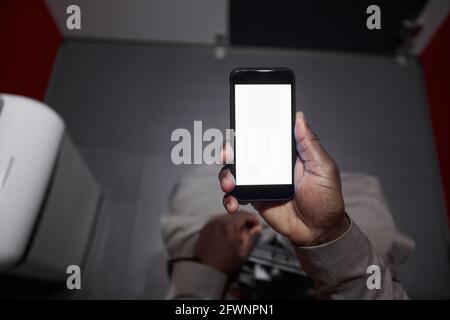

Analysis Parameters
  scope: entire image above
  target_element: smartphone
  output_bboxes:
[229,67,296,202]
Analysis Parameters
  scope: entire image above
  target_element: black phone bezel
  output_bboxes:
[229,67,296,202]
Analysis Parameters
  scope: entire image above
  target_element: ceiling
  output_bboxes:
[45,0,449,55]
[45,0,227,44]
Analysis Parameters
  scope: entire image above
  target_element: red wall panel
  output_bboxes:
[421,13,450,227]
[0,0,62,101]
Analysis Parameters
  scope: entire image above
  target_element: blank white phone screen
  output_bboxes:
[235,84,292,186]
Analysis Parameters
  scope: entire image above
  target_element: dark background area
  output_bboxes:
[230,0,426,54]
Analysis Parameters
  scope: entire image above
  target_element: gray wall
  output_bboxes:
[45,40,450,299]
[45,0,227,45]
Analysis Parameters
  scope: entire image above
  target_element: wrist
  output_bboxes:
[196,255,231,275]
[308,213,350,246]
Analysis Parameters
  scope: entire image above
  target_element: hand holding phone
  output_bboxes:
[221,69,349,246]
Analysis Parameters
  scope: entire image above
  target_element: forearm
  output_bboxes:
[294,219,409,300]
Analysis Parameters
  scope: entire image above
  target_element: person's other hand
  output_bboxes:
[219,112,350,247]
[194,212,262,275]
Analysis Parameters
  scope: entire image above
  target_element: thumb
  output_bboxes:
[294,112,331,165]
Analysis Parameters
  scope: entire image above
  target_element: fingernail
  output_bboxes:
[223,196,230,208]
[298,111,308,125]
[220,175,228,189]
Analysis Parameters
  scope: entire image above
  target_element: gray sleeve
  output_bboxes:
[167,261,228,299]
[294,219,409,300]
